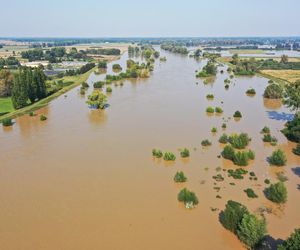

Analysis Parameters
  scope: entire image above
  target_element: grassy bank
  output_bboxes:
[0,68,94,122]
[0,97,14,115]
[259,70,300,84]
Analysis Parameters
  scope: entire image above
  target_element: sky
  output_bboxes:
[1,0,299,37]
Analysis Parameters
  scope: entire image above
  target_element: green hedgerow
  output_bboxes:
[268,149,287,166]
[211,127,217,133]
[174,171,187,183]
[163,152,176,161]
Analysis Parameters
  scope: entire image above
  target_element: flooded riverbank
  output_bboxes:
[0,48,299,250]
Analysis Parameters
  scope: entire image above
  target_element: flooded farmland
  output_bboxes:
[0,48,299,250]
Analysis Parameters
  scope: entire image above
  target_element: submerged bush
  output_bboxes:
[106,87,112,93]
[2,118,13,127]
[278,228,300,250]
[268,149,287,166]
[261,126,270,134]
[163,152,176,161]
[174,171,187,183]
[40,115,47,121]
[246,88,256,95]
[265,182,287,203]
[215,107,223,113]
[228,168,248,179]
[201,139,212,146]
[206,106,215,113]
[233,111,242,118]
[152,149,163,158]
[244,188,258,198]
[81,82,89,88]
[86,90,108,109]
[219,134,228,144]
[180,148,190,158]
[177,188,198,207]
[263,83,283,99]
[281,113,300,143]
[222,123,227,129]
[206,94,214,99]
[292,143,300,156]
[233,151,250,166]
[222,145,235,160]
[228,133,251,149]
[263,134,277,143]
[93,81,105,88]
[112,64,122,71]
[211,127,217,133]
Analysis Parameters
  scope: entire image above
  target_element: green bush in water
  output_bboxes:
[228,168,248,179]
[233,110,242,118]
[219,134,228,144]
[222,123,227,129]
[201,139,212,146]
[222,145,235,160]
[93,81,105,88]
[244,188,258,198]
[112,64,122,70]
[2,118,13,127]
[261,126,270,134]
[263,134,277,143]
[174,171,187,183]
[163,152,176,161]
[81,82,89,88]
[180,148,190,158]
[152,149,163,158]
[86,90,108,109]
[211,127,217,133]
[233,151,249,166]
[177,188,198,207]
[228,133,251,149]
[292,143,300,156]
[29,111,35,117]
[268,149,287,166]
[106,87,112,93]
[80,87,85,95]
[246,88,256,95]
[206,94,214,99]
[277,228,300,250]
[264,179,271,185]
[265,181,287,203]
[40,115,47,121]
[215,107,223,113]
[281,113,300,143]
[263,83,283,99]
[206,106,215,113]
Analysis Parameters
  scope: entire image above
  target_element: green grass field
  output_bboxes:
[0,97,14,115]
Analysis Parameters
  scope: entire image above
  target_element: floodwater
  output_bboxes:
[0,48,300,250]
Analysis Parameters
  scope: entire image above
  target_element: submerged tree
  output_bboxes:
[86,90,108,109]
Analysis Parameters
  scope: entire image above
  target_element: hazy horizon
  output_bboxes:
[1,0,299,37]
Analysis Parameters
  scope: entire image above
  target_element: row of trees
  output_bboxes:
[11,67,47,109]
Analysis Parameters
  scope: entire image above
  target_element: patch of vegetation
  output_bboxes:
[268,149,287,166]
[206,94,214,99]
[276,172,288,182]
[177,188,198,208]
[264,179,271,185]
[2,118,13,126]
[213,174,224,182]
[163,152,176,161]
[261,126,270,134]
[263,83,283,99]
[282,113,300,143]
[228,168,248,179]
[211,127,217,133]
[233,151,251,166]
[292,143,300,156]
[196,61,217,77]
[219,134,228,144]
[215,107,223,113]
[262,134,278,143]
[174,171,187,183]
[93,81,105,88]
[40,114,47,121]
[180,148,190,158]
[244,188,258,198]
[201,139,212,146]
[106,87,112,93]
[222,145,236,160]
[112,64,122,71]
[246,88,256,95]
[233,111,242,118]
[222,123,227,129]
[278,228,300,250]
[228,133,251,149]
[152,149,163,158]
[206,106,215,113]
[86,90,108,109]
[265,182,287,203]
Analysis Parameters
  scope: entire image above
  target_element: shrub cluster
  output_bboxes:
[40,115,47,121]
[222,145,255,166]
[282,113,300,143]
[228,168,248,179]
[177,188,198,208]
[233,111,242,118]
[268,149,287,166]
[246,88,256,95]
[278,228,300,250]
[228,133,251,149]
[180,148,190,158]
[174,171,187,183]
[219,134,228,144]
[206,94,214,99]
[263,83,283,99]
[201,139,212,146]
[206,106,215,113]
[152,149,163,158]
[163,152,176,161]
[244,188,258,198]
[265,182,287,203]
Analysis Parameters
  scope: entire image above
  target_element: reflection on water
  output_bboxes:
[0,48,300,250]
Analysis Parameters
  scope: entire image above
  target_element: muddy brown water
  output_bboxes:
[0,49,299,250]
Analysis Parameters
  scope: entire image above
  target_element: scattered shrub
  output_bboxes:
[180,148,190,158]
[225,84,229,89]
[268,149,287,166]
[246,88,256,95]
[2,118,13,126]
[228,133,251,149]
[264,179,270,184]
[215,107,223,113]
[40,115,47,121]
[263,134,277,143]
[163,152,176,161]
[292,143,300,156]
[222,123,227,129]
[86,90,108,109]
[244,188,258,198]
[106,87,112,93]
[93,81,105,88]
[206,94,214,99]
[177,188,198,208]
[222,145,235,160]
[247,150,255,160]
[201,139,212,146]
[152,149,163,158]
[228,168,248,179]
[276,172,288,182]
[263,83,283,99]
[265,182,287,203]
[233,151,250,166]
[211,127,217,133]
[112,64,122,71]
[219,134,228,144]
[81,82,89,88]
[174,171,187,183]
[29,111,35,117]
[206,106,215,113]
[282,113,300,143]
[261,126,270,134]
[233,111,242,118]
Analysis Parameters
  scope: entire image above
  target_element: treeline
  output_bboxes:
[86,48,121,55]
[0,57,20,69]
[65,62,95,76]
[11,67,47,109]
[160,43,188,54]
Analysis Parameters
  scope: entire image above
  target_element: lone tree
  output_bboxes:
[280,54,289,64]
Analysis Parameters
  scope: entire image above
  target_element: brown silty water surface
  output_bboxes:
[0,48,299,250]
